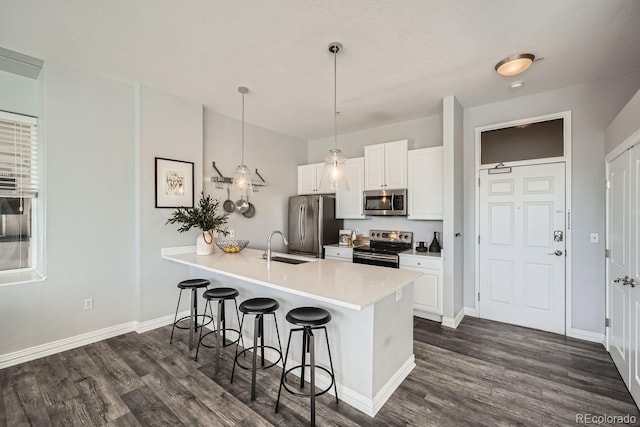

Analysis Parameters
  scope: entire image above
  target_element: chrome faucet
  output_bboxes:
[265,230,288,262]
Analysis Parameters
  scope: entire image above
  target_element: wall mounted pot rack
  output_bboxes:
[210,161,267,191]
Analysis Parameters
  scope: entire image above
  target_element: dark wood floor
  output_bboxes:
[1,316,638,426]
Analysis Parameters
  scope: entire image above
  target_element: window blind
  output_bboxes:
[0,111,38,198]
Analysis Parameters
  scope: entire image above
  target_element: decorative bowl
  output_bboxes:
[215,239,249,253]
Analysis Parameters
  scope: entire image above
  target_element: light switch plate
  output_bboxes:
[590,233,599,243]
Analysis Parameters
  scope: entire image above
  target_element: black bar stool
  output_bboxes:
[276,307,338,426]
[169,278,212,351]
[195,287,245,373]
[231,297,283,401]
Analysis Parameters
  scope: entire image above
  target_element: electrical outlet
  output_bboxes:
[395,288,402,301]
[228,229,235,237]
[590,232,599,243]
[84,298,94,310]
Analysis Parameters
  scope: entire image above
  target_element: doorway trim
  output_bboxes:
[604,124,640,352]
[473,110,573,336]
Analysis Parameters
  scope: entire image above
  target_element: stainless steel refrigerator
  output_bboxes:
[288,195,343,258]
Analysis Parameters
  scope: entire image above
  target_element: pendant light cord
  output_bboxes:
[241,90,245,165]
[333,47,338,150]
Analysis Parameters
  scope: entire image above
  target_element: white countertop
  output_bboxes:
[162,247,421,311]
[400,249,445,259]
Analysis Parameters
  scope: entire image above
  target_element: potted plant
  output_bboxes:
[166,192,229,255]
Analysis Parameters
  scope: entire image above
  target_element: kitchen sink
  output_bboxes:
[269,256,310,265]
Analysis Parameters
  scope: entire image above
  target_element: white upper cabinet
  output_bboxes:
[407,146,443,220]
[297,162,326,195]
[336,157,365,219]
[364,139,408,190]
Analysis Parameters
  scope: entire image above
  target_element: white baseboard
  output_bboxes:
[371,355,415,416]
[567,328,605,346]
[135,310,190,334]
[441,308,465,329]
[0,321,136,369]
[413,310,442,323]
[463,307,478,317]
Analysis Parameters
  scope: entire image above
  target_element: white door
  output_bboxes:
[629,144,640,405]
[608,151,631,387]
[479,163,566,334]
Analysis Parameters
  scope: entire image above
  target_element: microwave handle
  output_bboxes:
[391,193,395,211]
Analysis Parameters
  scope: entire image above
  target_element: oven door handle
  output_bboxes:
[353,252,398,262]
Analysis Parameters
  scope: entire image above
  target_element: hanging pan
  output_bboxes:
[243,194,256,218]
[223,187,236,213]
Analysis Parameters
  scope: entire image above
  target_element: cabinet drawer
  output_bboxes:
[324,246,353,260]
[399,256,442,270]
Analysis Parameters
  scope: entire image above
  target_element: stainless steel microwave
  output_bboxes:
[363,189,407,216]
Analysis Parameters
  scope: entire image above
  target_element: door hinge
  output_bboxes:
[478,235,480,244]
[605,318,610,327]
[477,292,480,302]
[478,178,480,187]
[605,248,610,258]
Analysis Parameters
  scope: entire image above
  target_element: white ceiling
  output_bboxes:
[1,0,640,141]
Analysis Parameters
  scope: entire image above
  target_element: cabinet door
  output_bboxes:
[383,139,408,189]
[401,265,442,315]
[336,157,365,219]
[408,146,443,220]
[298,163,323,195]
[364,144,385,190]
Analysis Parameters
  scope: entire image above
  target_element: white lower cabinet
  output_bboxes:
[399,254,443,319]
[324,246,353,262]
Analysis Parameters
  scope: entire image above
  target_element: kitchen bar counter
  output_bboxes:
[162,245,420,417]
[162,247,420,310]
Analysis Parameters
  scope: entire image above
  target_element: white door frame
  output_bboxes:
[604,126,640,351]
[474,111,573,334]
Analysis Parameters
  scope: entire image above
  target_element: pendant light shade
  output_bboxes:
[232,86,253,196]
[319,42,349,192]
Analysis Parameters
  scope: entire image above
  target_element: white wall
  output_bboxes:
[605,89,640,155]
[310,115,444,246]
[307,115,443,163]
[138,85,204,321]
[463,72,640,334]
[0,62,137,354]
[202,109,307,253]
[0,69,39,116]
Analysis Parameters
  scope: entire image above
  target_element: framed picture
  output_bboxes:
[339,229,352,246]
[155,157,194,208]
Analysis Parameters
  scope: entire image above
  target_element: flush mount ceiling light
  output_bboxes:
[495,53,535,77]
[319,41,349,192]
[232,86,253,197]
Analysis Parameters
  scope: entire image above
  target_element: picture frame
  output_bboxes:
[339,229,352,246]
[155,157,194,208]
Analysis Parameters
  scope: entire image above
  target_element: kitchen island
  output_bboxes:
[162,246,421,417]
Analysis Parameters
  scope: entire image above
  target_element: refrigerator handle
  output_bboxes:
[317,197,323,255]
[298,204,304,245]
[302,203,306,243]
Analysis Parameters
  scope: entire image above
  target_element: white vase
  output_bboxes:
[196,230,214,255]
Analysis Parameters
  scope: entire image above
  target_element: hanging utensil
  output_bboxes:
[223,187,235,213]
[235,194,249,214]
[242,194,256,218]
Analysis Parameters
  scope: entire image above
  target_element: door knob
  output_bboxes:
[629,278,636,288]
[548,250,563,256]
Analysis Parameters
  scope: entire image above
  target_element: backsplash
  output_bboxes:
[343,218,443,250]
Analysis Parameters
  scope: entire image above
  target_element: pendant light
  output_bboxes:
[319,42,349,192]
[232,86,253,197]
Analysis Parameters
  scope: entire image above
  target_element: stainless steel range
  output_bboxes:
[352,230,413,268]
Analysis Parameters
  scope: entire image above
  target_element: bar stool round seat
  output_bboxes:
[196,287,244,374]
[276,306,338,426]
[286,307,331,326]
[232,297,283,401]
[204,287,239,300]
[170,279,213,351]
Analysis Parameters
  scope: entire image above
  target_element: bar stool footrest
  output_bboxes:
[198,328,242,349]
[173,314,213,330]
[235,346,282,370]
[281,364,335,398]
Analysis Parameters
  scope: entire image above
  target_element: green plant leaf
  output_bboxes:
[165,192,229,235]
